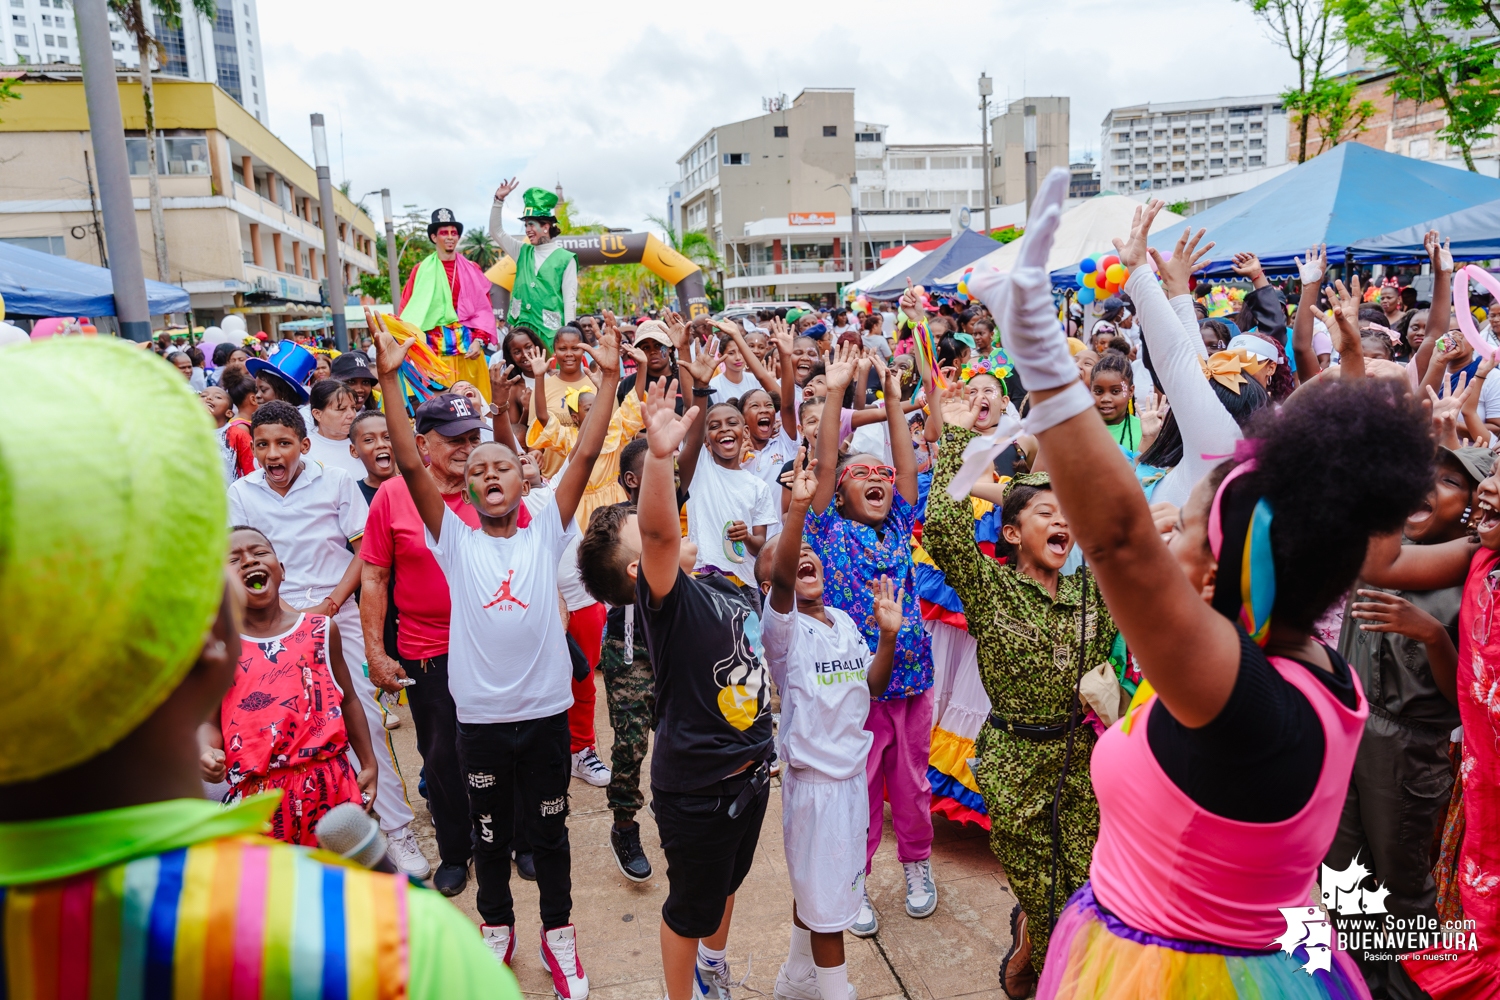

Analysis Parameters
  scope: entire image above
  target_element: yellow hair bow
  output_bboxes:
[1201,349,1269,394]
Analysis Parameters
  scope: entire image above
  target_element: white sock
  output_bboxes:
[697,942,727,970]
[815,962,849,1000]
[787,924,815,979]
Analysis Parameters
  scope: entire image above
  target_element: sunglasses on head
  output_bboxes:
[837,463,896,488]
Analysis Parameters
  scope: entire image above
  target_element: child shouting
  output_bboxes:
[199,527,377,845]
[760,449,900,1000]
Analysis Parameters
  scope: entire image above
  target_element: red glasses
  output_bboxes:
[838,463,896,488]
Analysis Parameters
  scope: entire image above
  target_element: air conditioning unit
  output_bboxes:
[253,275,280,294]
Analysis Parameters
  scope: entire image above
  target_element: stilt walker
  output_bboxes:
[398,208,499,401]
[489,179,578,349]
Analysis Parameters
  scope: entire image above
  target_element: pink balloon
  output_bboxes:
[29,317,72,340]
[1453,266,1500,362]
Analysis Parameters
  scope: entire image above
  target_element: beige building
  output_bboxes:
[989,96,1070,205]
[0,71,378,331]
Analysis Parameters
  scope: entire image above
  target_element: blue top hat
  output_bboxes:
[245,341,316,403]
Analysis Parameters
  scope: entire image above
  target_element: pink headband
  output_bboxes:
[1207,458,1259,558]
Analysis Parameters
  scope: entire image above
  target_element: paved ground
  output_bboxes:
[384,675,1019,999]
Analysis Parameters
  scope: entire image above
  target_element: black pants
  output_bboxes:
[458,712,572,929]
[401,655,472,868]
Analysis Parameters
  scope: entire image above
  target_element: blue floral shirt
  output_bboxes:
[804,494,933,700]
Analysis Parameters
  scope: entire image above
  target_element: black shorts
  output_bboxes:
[651,773,770,939]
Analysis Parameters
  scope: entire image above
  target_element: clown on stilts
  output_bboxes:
[488,179,578,349]
[397,207,499,400]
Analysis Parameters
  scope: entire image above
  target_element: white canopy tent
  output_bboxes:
[937,194,1183,282]
[847,244,927,295]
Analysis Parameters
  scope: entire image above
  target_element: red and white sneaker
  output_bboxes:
[481,924,515,966]
[540,924,589,998]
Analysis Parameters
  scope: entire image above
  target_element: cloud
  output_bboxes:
[259,0,1295,233]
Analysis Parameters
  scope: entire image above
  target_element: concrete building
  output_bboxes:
[990,96,1070,205]
[1070,157,1101,199]
[1099,95,1289,193]
[2,0,268,124]
[671,88,1008,306]
[0,74,378,330]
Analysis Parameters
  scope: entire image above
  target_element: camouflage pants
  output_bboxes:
[600,622,655,826]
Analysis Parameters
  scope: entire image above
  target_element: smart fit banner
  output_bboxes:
[486,232,709,318]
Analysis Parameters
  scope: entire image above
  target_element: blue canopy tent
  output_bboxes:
[866,230,998,299]
[1349,197,1500,263]
[0,240,190,317]
[1142,143,1500,276]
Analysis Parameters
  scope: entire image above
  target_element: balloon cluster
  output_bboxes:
[1075,253,1128,305]
[851,294,871,315]
[955,267,974,303]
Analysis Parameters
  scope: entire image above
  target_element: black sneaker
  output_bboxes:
[433,862,468,897]
[610,822,652,882]
[514,851,537,882]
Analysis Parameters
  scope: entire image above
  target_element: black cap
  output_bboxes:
[330,351,375,382]
[414,393,485,437]
[427,208,464,239]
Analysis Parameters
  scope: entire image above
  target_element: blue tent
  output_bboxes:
[0,239,190,317]
[1349,197,1500,262]
[866,230,998,299]
[1144,143,1500,276]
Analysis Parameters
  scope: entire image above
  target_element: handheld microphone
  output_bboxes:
[316,803,399,875]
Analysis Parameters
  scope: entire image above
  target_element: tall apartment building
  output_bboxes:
[2,0,268,124]
[854,127,987,211]
[1099,95,1289,193]
[989,97,1070,205]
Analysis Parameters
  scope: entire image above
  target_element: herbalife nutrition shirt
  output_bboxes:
[760,603,874,781]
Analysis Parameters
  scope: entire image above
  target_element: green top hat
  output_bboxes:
[520,187,560,221]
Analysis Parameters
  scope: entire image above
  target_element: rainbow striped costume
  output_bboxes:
[0,795,518,1000]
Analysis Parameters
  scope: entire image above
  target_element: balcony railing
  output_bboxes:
[731,259,854,279]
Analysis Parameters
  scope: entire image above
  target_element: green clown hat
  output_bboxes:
[520,187,560,222]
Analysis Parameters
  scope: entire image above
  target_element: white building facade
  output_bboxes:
[3,0,268,124]
[1100,95,1288,194]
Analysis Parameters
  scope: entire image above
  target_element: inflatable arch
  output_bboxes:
[485,232,709,320]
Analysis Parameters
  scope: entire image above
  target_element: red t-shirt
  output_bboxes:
[226,418,256,478]
[360,476,531,660]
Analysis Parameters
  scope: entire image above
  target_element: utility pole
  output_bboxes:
[849,174,861,282]
[381,188,399,305]
[979,73,993,234]
[310,113,349,351]
[75,0,151,341]
[1024,104,1038,215]
[83,150,108,267]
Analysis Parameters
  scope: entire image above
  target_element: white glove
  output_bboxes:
[966,167,1075,393]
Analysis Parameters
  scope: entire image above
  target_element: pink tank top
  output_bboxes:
[1089,654,1368,949]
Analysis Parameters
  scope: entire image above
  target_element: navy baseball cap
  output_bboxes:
[330,351,375,382]
[414,393,485,437]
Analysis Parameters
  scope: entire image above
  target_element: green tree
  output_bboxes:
[647,214,724,272]
[1301,76,1379,153]
[109,0,217,282]
[461,229,500,270]
[1338,0,1500,170]
[1240,0,1346,162]
[0,77,21,122]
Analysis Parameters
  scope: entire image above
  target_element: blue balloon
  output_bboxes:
[1077,287,1096,304]
[1079,258,1098,274]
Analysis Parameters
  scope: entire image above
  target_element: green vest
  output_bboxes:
[508,242,575,348]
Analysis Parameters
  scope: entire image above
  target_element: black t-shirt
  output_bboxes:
[357,478,380,507]
[1147,626,1358,823]
[637,568,773,793]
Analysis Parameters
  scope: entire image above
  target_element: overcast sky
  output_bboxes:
[260,0,1299,236]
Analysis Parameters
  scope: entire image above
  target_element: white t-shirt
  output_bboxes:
[426,502,577,724]
[226,460,367,605]
[1478,371,1500,422]
[686,451,780,587]
[745,427,799,492]
[709,371,758,404]
[847,420,892,465]
[761,603,874,781]
[306,429,367,482]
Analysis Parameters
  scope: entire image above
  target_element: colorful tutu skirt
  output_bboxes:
[1037,884,1372,1000]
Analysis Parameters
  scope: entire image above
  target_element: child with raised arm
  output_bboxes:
[804,341,934,936]
[760,449,899,1000]
[372,312,621,999]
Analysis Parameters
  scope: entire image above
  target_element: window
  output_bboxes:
[993,155,1001,167]
[892,156,926,170]
[9,0,23,7]
[57,35,66,47]
[1,236,66,256]
[112,40,123,50]
[1249,155,1263,165]
[44,34,53,45]
[859,191,886,209]
[855,131,883,142]
[1248,138,1262,148]
[773,125,788,137]
[1134,130,1148,139]
[1210,158,1224,167]
[15,33,27,45]
[1230,157,1242,166]
[11,14,23,23]
[1153,145,1166,154]
[1191,126,1203,135]
[1211,124,1224,134]
[823,125,837,137]
[722,152,747,165]
[42,14,52,24]
[1154,129,1166,138]
[1249,121,1263,131]
[1410,137,1431,158]
[1173,128,1186,137]
[855,157,882,170]
[1114,132,1129,142]
[125,135,210,176]
[1229,140,1242,148]
[214,8,241,102]
[1113,149,1130,160]
[930,156,965,169]
[1211,141,1223,150]
[153,14,187,76]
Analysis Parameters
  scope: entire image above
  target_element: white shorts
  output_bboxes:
[781,768,869,933]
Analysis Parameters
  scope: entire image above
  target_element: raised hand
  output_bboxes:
[494,177,519,202]
[601,308,619,334]
[1295,244,1327,285]
[1139,391,1169,449]
[941,383,979,431]
[643,377,698,458]
[871,575,904,635]
[789,446,818,505]
[520,343,550,378]
[664,311,690,355]
[1112,199,1165,271]
[1150,227,1216,299]
[825,340,860,391]
[1426,230,1454,273]
[581,326,621,376]
[769,325,794,359]
[1329,277,1364,355]
[1231,252,1264,283]
[622,341,648,371]
[680,336,721,385]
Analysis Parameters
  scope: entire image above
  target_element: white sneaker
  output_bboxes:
[383,712,402,730]
[571,747,612,787]
[385,826,431,879]
[849,888,878,938]
[540,924,589,999]
[903,859,937,918]
[773,963,858,1000]
[481,923,515,966]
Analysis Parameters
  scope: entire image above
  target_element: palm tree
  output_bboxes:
[110,0,217,282]
[461,229,500,270]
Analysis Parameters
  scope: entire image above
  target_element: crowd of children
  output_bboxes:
[50,171,1488,1000]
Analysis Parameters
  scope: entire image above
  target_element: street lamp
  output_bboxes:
[979,73,993,235]
[311,113,349,350]
[362,188,401,308]
[827,180,862,284]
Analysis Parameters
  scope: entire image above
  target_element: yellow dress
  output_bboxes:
[526,391,643,531]
[528,374,603,478]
